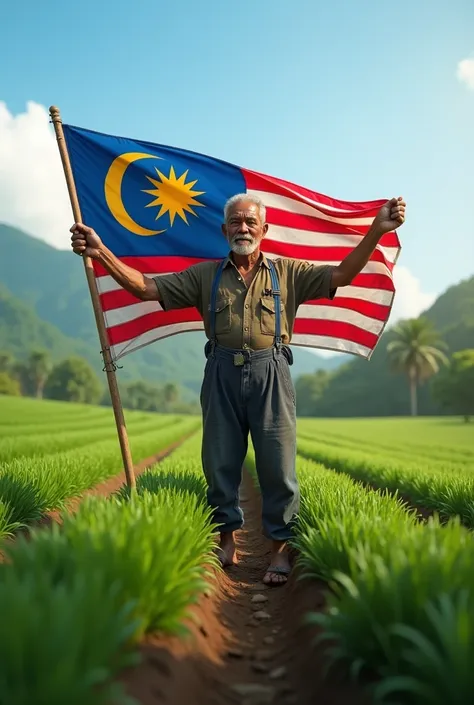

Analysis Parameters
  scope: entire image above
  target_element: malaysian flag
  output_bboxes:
[63,124,400,361]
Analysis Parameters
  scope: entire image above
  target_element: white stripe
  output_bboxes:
[104,300,163,328]
[291,334,372,358]
[263,251,392,278]
[338,285,393,306]
[297,304,385,336]
[111,322,205,360]
[248,189,376,227]
[265,225,399,263]
[97,272,167,295]
[104,299,386,338]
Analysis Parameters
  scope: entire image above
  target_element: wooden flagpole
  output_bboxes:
[49,105,136,491]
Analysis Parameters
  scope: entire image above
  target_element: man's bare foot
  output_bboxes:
[216,531,237,568]
[263,540,291,586]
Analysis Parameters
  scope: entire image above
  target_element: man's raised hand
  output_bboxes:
[70,223,103,259]
[372,197,406,236]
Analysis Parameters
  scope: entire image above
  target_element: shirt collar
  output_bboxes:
[223,251,270,269]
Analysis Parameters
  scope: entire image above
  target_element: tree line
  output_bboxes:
[295,317,474,422]
[0,349,200,415]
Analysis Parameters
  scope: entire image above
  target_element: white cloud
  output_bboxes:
[389,265,437,325]
[0,101,72,249]
[456,57,474,90]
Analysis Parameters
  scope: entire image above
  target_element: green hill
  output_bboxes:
[0,223,345,395]
[0,284,97,366]
[299,274,474,417]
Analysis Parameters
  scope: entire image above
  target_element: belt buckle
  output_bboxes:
[233,352,245,366]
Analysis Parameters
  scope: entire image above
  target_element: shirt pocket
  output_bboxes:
[260,296,284,336]
[211,297,232,335]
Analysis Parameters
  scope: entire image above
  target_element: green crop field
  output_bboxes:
[0,395,201,538]
[0,394,473,704]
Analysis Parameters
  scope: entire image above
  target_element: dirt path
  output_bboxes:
[120,469,371,705]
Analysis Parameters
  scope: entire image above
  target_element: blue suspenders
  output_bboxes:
[208,258,282,350]
[268,259,282,348]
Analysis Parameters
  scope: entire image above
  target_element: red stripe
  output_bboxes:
[107,308,202,346]
[261,240,394,272]
[309,297,391,321]
[293,318,378,349]
[243,168,387,215]
[351,272,395,292]
[266,206,400,247]
[101,288,143,310]
[93,256,210,278]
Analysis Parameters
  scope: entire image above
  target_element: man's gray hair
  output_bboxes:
[223,193,266,223]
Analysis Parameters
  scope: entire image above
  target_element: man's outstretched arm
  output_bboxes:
[331,197,406,288]
[70,223,161,302]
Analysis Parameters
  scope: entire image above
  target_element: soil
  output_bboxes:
[119,469,372,705]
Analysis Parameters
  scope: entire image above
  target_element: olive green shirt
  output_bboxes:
[153,253,336,350]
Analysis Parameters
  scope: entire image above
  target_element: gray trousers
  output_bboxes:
[200,343,299,542]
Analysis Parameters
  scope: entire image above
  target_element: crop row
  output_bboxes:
[297,436,474,526]
[0,415,200,539]
[296,417,474,465]
[0,410,175,439]
[0,414,182,462]
[246,447,474,704]
[0,395,122,425]
[296,427,473,469]
[0,433,219,705]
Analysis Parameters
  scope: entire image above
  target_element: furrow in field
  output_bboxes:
[297,435,474,527]
[247,444,474,704]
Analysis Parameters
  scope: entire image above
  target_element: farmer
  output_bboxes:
[70,193,405,585]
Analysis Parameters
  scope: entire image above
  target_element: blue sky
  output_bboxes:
[1,0,473,311]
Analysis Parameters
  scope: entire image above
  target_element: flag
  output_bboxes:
[63,124,401,361]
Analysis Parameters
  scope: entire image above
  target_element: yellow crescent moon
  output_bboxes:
[104,152,166,236]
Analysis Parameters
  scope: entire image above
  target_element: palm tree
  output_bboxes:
[387,318,449,416]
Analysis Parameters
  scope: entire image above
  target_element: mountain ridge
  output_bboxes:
[0,222,346,395]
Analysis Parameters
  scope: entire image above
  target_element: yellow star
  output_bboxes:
[142,165,205,227]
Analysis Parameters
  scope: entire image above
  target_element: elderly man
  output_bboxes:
[70,193,405,585]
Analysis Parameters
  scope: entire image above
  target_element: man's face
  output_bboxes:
[222,200,268,256]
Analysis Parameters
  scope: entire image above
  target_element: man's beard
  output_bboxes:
[229,235,258,255]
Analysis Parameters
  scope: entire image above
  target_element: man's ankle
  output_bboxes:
[271,539,287,555]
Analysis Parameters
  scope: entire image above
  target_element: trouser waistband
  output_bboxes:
[204,341,293,365]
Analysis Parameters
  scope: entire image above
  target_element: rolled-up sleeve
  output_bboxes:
[293,262,337,307]
[153,265,201,311]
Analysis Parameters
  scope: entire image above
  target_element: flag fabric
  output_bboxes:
[63,124,401,362]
